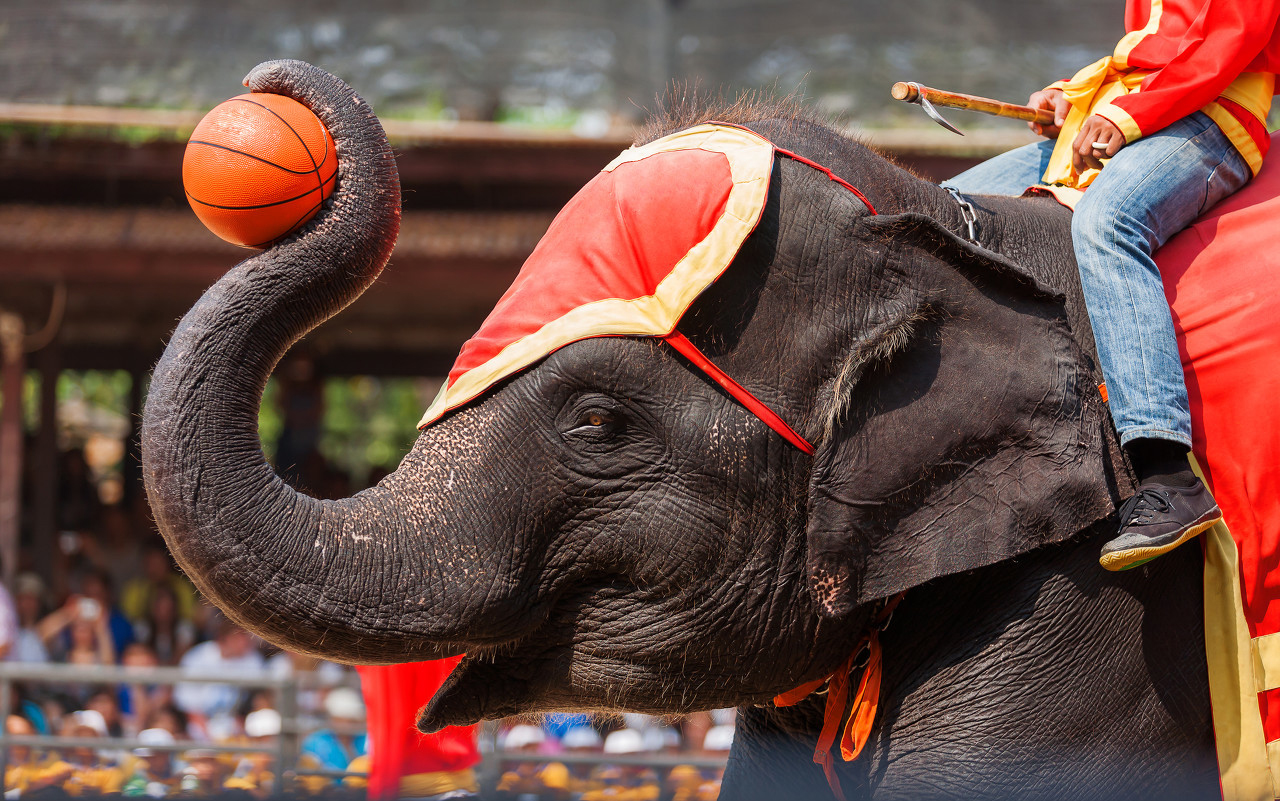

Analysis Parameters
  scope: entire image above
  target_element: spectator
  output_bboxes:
[121,545,198,627]
[120,643,174,734]
[122,727,178,798]
[178,749,227,796]
[144,704,191,743]
[237,688,276,724]
[300,687,368,774]
[495,725,559,800]
[38,595,116,704]
[224,708,281,799]
[342,753,371,792]
[133,582,197,666]
[86,688,125,738]
[59,714,126,796]
[558,726,605,799]
[4,714,75,795]
[81,569,135,656]
[172,619,264,739]
[82,505,145,594]
[10,572,51,663]
[581,730,659,801]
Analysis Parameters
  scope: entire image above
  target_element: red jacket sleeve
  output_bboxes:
[1100,1,1280,140]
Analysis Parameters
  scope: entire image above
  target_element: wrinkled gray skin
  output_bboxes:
[143,62,1216,800]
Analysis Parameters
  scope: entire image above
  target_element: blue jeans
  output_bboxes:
[943,112,1252,448]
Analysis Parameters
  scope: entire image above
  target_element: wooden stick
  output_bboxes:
[891,82,1054,125]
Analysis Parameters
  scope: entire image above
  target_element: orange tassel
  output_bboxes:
[773,594,902,801]
[840,632,882,762]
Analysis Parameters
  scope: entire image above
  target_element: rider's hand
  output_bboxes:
[1071,115,1126,174]
[1028,88,1070,138]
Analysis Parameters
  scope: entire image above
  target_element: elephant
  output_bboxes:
[142,60,1218,800]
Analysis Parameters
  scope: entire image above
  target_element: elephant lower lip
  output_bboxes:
[416,654,495,733]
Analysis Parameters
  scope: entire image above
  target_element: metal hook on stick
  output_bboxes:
[890,81,1055,136]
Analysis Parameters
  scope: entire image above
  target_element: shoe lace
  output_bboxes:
[1117,487,1173,526]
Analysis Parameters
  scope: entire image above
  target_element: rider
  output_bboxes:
[944,1,1280,571]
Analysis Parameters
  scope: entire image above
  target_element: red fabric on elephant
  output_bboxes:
[1157,130,1280,786]
[447,147,732,384]
[356,660,479,801]
[417,124,778,429]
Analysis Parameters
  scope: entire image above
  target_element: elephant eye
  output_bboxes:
[575,409,616,432]
[557,395,629,447]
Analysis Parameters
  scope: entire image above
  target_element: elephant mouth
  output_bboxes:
[417,644,709,733]
[416,589,789,732]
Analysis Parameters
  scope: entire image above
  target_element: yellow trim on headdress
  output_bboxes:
[418,123,776,428]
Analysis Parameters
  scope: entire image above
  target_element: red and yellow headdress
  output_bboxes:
[419,123,875,453]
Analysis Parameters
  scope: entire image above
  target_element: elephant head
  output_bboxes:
[143,62,1119,733]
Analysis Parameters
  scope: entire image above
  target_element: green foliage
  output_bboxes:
[318,377,436,486]
[58,370,133,414]
[12,368,430,497]
[22,371,39,432]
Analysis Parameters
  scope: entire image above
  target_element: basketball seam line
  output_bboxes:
[185,166,337,210]
[231,96,331,214]
[230,96,331,180]
[187,139,321,176]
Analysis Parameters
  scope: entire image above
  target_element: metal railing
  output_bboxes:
[0,662,730,797]
[0,661,355,796]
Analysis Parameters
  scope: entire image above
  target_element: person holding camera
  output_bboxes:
[37,592,116,667]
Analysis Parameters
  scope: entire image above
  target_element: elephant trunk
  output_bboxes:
[143,61,458,664]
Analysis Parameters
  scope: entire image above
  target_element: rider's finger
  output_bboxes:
[1054,95,1071,127]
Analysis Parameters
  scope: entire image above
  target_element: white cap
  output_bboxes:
[244,708,282,738]
[133,727,175,757]
[642,726,681,751]
[703,724,735,752]
[622,713,653,731]
[502,724,545,750]
[324,688,366,721]
[561,726,603,750]
[72,709,107,736]
[603,728,646,755]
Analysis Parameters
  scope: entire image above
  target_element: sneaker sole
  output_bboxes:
[1098,510,1221,572]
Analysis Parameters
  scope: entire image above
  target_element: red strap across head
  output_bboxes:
[664,332,814,455]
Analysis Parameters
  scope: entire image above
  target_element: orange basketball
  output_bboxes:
[183,93,337,248]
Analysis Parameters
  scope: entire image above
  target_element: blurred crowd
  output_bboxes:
[1,450,375,798]
[489,711,735,801]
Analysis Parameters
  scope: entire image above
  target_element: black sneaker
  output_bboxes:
[1099,479,1222,572]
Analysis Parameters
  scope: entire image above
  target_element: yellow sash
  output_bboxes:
[1044,58,1274,192]
[1043,57,1153,189]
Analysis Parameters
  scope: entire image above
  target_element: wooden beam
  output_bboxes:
[32,344,59,582]
[0,311,24,589]
[0,102,635,148]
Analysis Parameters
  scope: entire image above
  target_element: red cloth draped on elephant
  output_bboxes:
[356,660,479,800]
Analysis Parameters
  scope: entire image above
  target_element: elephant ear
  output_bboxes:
[806,213,1117,617]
